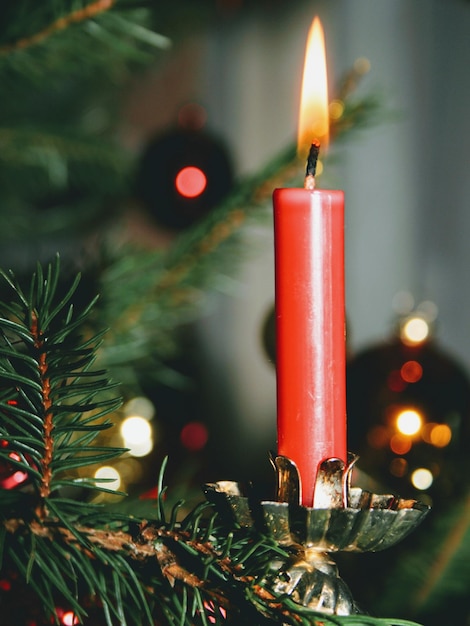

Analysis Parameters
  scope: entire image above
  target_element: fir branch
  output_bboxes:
[0,257,123,516]
[0,0,116,54]
[31,308,54,502]
[2,508,423,626]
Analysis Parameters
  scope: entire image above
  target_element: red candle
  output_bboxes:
[274,17,347,506]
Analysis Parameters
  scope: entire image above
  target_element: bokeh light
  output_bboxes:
[390,434,412,455]
[396,408,422,436]
[329,99,344,120]
[121,416,152,445]
[123,396,155,421]
[94,466,121,491]
[127,439,153,457]
[180,421,208,451]
[428,423,452,448]
[400,360,423,383]
[411,467,433,490]
[0,451,28,489]
[390,457,408,478]
[400,316,429,345]
[61,611,79,626]
[175,166,207,198]
[353,56,371,74]
[120,416,153,457]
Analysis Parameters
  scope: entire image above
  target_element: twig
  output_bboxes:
[0,0,115,54]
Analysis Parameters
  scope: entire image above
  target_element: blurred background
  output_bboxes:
[115,0,470,504]
[1,0,470,622]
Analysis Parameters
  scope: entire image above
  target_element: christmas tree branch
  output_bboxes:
[0,0,115,54]
[2,507,423,626]
[31,309,54,504]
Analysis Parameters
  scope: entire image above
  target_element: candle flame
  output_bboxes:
[297,16,329,158]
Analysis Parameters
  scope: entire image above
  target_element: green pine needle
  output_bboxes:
[0,255,123,513]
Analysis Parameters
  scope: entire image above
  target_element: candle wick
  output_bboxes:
[304,139,320,190]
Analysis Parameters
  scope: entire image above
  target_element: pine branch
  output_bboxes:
[1,497,423,626]
[0,0,116,54]
[0,256,123,519]
[0,0,171,59]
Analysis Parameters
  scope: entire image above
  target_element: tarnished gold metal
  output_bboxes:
[204,454,430,616]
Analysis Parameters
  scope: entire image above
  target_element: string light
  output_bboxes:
[422,423,452,448]
[123,396,155,421]
[390,434,412,455]
[400,316,430,345]
[180,421,208,451]
[396,408,422,436]
[94,466,121,491]
[120,416,153,457]
[400,360,423,383]
[411,467,433,490]
[175,166,207,198]
[61,611,79,626]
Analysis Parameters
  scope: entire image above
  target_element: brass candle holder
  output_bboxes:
[204,454,430,616]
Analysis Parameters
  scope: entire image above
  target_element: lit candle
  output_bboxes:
[273,17,347,507]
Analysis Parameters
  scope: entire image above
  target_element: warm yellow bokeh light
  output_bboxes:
[354,56,371,75]
[401,316,430,345]
[390,434,412,455]
[94,466,121,491]
[411,468,433,490]
[396,409,422,436]
[120,416,153,457]
[121,416,152,445]
[127,439,153,458]
[429,423,452,448]
[329,99,344,120]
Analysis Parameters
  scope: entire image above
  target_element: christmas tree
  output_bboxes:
[0,2,469,625]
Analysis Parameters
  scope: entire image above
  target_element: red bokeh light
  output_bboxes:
[400,360,423,383]
[175,166,207,198]
[62,611,79,626]
[180,421,208,451]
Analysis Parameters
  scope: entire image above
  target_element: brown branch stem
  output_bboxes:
[4,516,307,622]
[0,0,115,54]
[30,311,53,511]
